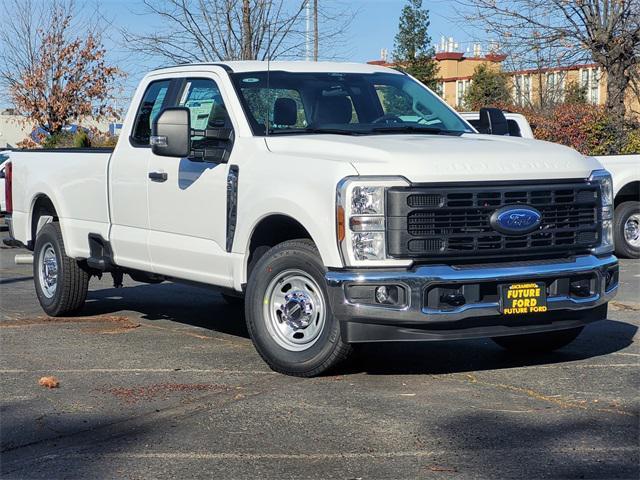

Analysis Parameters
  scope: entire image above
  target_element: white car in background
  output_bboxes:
[461,111,640,259]
[0,151,10,213]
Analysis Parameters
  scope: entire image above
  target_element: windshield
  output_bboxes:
[231,71,473,136]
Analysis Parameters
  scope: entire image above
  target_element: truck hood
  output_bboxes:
[266,134,601,183]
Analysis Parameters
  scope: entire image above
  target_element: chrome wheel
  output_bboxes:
[263,269,326,351]
[38,242,58,299]
[624,214,640,248]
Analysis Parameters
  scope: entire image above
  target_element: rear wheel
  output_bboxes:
[492,327,583,353]
[614,201,640,259]
[245,239,351,377]
[33,222,89,316]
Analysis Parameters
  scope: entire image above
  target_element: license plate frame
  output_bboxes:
[500,282,548,315]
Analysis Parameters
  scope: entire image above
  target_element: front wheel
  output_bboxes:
[33,222,89,316]
[614,201,640,259]
[492,327,584,353]
[245,239,351,377]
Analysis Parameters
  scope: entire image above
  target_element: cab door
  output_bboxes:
[109,78,171,272]
[146,76,236,287]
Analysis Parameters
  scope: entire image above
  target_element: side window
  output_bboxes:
[179,79,230,136]
[178,78,233,161]
[240,87,307,132]
[130,80,171,146]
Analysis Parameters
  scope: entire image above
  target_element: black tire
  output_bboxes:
[245,239,352,377]
[614,201,640,259]
[492,327,584,353]
[33,222,89,316]
[221,293,244,306]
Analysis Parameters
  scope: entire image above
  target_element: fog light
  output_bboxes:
[441,292,466,307]
[374,285,402,305]
[375,286,389,303]
[570,278,593,298]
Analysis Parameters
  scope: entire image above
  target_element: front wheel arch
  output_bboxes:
[244,214,313,281]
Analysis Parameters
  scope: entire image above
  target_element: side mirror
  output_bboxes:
[151,107,191,158]
[478,107,509,136]
[0,170,5,179]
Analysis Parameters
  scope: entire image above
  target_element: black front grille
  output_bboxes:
[386,181,601,261]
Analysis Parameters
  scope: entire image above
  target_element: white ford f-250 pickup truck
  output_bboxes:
[5,62,619,376]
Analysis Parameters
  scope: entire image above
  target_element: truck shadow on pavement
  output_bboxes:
[80,282,638,377]
[346,316,637,376]
[82,281,250,339]
[426,411,639,479]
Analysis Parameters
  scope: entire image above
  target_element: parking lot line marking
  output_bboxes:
[55,446,639,461]
[0,368,275,374]
[461,373,635,417]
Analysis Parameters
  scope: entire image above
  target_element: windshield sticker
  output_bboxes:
[242,78,260,83]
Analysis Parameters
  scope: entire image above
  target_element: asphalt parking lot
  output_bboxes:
[1,226,639,479]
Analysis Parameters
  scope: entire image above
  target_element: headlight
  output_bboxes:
[589,169,614,254]
[352,186,384,215]
[337,177,412,267]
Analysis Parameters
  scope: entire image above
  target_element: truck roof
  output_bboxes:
[150,61,400,75]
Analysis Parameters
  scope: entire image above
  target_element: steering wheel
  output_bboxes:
[371,114,404,124]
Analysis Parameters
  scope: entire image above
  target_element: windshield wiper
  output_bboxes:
[268,128,364,136]
[370,125,463,136]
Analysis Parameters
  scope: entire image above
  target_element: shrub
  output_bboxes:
[90,130,119,148]
[506,103,635,156]
[41,131,75,148]
[73,130,91,148]
[622,128,640,154]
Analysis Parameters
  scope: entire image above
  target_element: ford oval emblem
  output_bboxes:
[490,205,542,235]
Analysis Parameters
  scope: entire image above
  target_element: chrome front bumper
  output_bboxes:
[326,254,618,343]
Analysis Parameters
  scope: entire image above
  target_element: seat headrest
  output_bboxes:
[273,98,298,126]
[315,96,353,124]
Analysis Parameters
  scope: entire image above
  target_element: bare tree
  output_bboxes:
[121,0,353,64]
[0,0,124,134]
[502,39,574,111]
[455,0,640,120]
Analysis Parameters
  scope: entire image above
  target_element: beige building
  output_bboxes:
[368,53,640,115]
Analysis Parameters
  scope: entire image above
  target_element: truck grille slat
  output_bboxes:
[387,181,601,261]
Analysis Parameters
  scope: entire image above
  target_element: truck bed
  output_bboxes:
[9,148,112,258]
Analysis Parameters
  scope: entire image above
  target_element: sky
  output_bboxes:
[2,0,482,106]
[98,0,476,60]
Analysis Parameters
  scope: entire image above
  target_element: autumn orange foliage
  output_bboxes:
[8,7,123,136]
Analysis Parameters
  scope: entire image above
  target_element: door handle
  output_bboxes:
[148,171,168,182]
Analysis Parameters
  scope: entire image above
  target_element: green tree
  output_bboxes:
[392,0,439,89]
[463,64,510,110]
[563,81,587,105]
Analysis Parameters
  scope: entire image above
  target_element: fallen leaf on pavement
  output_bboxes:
[38,376,59,389]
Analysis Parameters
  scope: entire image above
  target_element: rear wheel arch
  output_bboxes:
[30,194,59,244]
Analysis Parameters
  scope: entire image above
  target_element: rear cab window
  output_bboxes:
[130,80,171,146]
